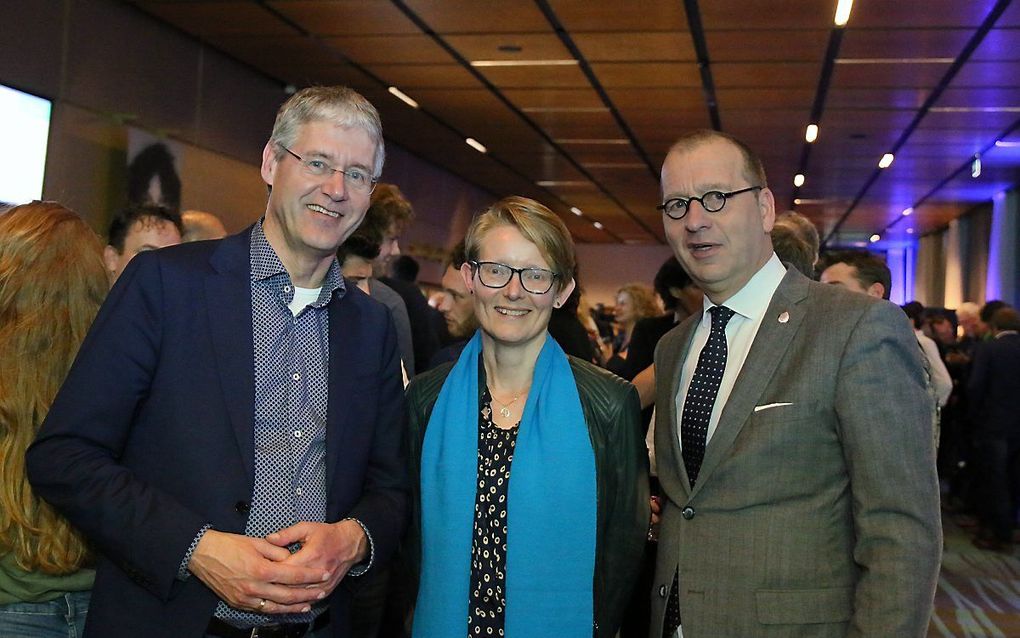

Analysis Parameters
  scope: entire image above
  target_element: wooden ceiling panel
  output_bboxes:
[572,32,696,62]
[715,88,817,109]
[401,0,550,34]
[920,109,1017,132]
[213,35,346,80]
[266,1,421,35]
[826,87,932,109]
[724,109,813,129]
[364,63,482,89]
[502,87,605,110]
[139,2,297,36]
[606,87,704,110]
[973,29,1020,61]
[531,112,624,140]
[950,61,1020,88]
[831,62,952,88]
[475,64,591,88]
[839,29,973,59]
[548,0,687,32]
[705,30,830,62]
[935,87,1020,109]
[590,62,701,88]
[848,0,1002,28]
[700,1,832,29]
[820,109,916,130]
[714,63,822,89]
[323,35,452,65]
[444,33,571,62]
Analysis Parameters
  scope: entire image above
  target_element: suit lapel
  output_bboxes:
[205,231,257,484]
[325,286,361,493]
[692,270,809,494]
[663,317,700,496]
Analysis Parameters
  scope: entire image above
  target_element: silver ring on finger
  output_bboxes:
[258,598,267,612]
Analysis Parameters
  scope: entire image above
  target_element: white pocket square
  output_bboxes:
[754,402,794,412]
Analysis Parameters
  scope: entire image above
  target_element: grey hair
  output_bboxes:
[269,86,385,178]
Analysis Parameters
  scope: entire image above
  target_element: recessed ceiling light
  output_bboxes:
[869,233,881,243]
[387,86,419,109]
[793,174,806,187]
[570,207,583,216]
[465,138,487,153]
[902,207,913,216]
[471,59,577,67]
[834,0,854,26]
[878,153,894,169]
[793,198,803,205]
[592,221,604,230]
[972,155,982,178]
[805,124,819,143]
[994,139,1020,147]
[906,228,915,234]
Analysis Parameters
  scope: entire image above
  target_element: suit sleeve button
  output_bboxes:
[681,506,695,520]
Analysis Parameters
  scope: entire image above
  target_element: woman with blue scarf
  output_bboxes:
[404,196,649,638]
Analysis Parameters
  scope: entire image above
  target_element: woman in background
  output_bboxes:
[605,282,659,376]
[404,196,648,637]
[0,202,108,636]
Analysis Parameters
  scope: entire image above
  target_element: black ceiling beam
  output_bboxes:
[533,0,659,181]
[388,0,663,243]
[820,0,1014,247]
[682,0,721,131]
[790,27,845,208]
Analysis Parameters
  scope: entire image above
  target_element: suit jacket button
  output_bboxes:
[659,584,667,598]
[681,506,695,520]
[235,500,251,513]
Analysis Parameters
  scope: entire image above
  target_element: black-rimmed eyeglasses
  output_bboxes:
[469,261,559,295]
[657,186,763,220]
[279,145,378,194]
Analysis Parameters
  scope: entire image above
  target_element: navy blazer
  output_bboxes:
[27,227,408,638]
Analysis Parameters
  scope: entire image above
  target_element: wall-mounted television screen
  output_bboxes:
[0,84,52,207]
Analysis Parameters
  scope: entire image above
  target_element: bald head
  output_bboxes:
[181,210,228,242]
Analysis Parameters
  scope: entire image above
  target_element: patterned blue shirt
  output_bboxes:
[214,221,342,627]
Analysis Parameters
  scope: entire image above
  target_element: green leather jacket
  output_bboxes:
[402,354,650,638]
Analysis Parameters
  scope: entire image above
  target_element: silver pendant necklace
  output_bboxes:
[489,391,522,419]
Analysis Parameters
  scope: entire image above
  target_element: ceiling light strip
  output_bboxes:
[821,0,1013,247]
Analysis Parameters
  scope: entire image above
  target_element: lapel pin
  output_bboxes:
[778,311,790,324]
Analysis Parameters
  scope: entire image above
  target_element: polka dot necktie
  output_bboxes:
[663,305,734,638]
[680,305,734,487]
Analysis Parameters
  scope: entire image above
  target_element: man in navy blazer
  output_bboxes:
[27,86,408,638]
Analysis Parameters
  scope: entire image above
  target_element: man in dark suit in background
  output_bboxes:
[27,86,407,638]
[650,130,941,637]
[968,306,1020,551]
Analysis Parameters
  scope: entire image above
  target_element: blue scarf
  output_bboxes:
[414,331,597,637]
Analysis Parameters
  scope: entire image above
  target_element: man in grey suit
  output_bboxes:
[650,130,941,637]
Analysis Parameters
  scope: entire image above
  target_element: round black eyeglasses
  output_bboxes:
[657,186,763,220]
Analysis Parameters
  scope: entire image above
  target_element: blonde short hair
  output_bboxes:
[465,196,575,292]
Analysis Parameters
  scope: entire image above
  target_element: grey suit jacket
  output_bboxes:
[650,267,941,638]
